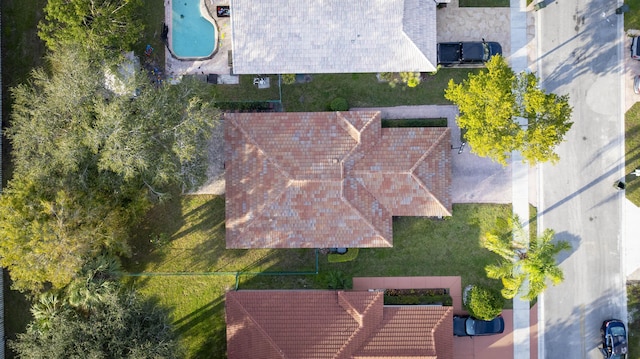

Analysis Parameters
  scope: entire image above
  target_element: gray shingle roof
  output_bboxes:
[230,0,437,74]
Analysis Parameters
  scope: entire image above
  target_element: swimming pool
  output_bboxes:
[171,0,216,58]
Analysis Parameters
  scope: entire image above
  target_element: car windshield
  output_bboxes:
[465,318,476,335]
[482,43,490,60]
[611,326,626,336]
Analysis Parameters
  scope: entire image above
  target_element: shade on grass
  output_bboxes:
[125,195,511,358]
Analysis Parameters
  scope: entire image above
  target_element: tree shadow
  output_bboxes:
[552,230,582,265]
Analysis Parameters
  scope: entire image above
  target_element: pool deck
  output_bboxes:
[165,0,236,79]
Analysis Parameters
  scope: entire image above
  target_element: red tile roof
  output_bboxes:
[225,290,454,359]
[225,111,452,248]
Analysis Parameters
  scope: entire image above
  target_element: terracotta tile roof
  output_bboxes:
[225,111,452,248]
[230,0,437,74]
[225,290,453,359]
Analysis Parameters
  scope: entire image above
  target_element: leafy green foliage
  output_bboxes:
[0,45,220,292]
[322,270,348,289]
[481,216,571,300]
[10,289,180,359]
[330,97,349,111]
[281,74,296,85]
[464,285,503,320]
[379,72,421,88]
[445,55,573,165]
[38,0,143,53]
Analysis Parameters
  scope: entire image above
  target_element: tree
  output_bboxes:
[10,288,180,358]
[481,216,571,301]
[0,45,220,292]
[445,55,573,165]
[38,0,143,53]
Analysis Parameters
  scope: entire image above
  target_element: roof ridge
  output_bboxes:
[334,292,384,359]
[408,129,452,216]
[340,179,392,246]
[226,293,287,358]
[229,117,294,238]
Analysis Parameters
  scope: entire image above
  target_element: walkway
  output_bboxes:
[508,0,531,355]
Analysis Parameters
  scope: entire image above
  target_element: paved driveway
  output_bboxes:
[436,0,511,57]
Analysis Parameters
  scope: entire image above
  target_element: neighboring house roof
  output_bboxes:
[226,290,454,359]
[225,111,452,249]
[229,0,437,74]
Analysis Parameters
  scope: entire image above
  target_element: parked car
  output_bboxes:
[631,37,640,60]
[453,315,504,336]
[600,319,628,359]
[437,40,502,66]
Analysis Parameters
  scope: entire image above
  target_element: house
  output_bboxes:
[224,111,452,249]
[225,290,454,359]
[229,0,438,74]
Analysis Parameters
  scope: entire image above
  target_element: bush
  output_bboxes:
[322,270,348,289]
[330,97,349,111]
[384,289,452,305]
[281,74,296,85]
[464,285,503,320]
[328,248,359,263]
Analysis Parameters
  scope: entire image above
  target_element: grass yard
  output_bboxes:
[280,70,478,112]
[136,0,166,69]
[625,103,640,205]
[125,195,511,358]
[625,0,640,31]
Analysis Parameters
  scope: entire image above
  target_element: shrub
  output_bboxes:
[328,248,359,263]
[464,285,503,320]
[281,74,296,85]
[322,270,348,289]
[330,97,349,111]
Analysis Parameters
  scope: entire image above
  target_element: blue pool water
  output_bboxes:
[172,0,215,58]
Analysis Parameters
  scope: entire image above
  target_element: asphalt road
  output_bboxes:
[536,0,627,357]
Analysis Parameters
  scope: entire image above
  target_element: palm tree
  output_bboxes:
[65,254,121,314]
[482,216,571,301]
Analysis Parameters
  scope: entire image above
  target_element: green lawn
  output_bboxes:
[136,0,166,69]
[625,103,640,205]
[625,0,640,31]
[280,70,478,111]
[124,195,511,358]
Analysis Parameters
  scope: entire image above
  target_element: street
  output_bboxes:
[536,0,627,357]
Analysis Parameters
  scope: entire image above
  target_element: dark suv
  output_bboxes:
[600,319,628,359]
[631,37,640,60]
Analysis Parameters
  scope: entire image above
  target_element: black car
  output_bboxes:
[453,315,505,336]
[600,319,628,359]
[632,37,640,60]
[437,40,502,66]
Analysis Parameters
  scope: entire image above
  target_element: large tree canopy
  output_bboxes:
[445,55,573,165]
[38,0,143,52]
[0,45,220,292]
[10,288,180,358]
